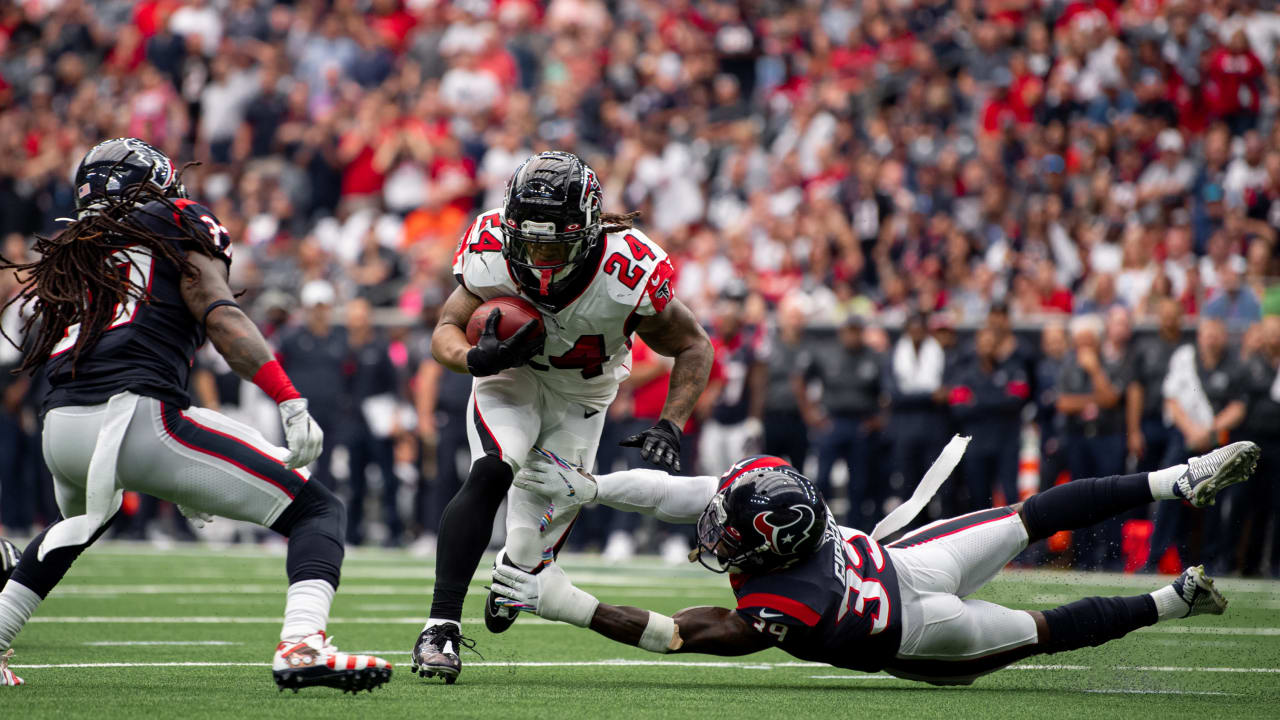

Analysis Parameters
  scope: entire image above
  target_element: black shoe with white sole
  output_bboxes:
[1176,441,1260,508]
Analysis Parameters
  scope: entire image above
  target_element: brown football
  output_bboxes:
[465,295,546,346]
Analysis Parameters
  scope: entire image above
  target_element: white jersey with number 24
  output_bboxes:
[451,208,677,410]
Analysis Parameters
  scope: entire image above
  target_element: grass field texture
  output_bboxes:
[3,543,1278,719]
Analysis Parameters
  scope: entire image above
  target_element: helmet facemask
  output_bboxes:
[502,219,599,296]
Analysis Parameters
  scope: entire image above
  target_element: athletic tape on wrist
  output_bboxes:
[638,611,676,654]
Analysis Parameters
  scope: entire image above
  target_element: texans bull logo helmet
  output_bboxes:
[694,465,828,574]
[73,137,187,217]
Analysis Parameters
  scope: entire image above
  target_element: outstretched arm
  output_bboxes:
[513,451,718,524]
[490,562,771,656]
[590,603,771,656]
[624,298,713,470]
[636,297,713,427]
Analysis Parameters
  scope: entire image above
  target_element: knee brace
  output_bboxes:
[1040,595,1156,654]
[272,481,346,588]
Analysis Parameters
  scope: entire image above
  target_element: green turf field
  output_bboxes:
[3,543,1278,719]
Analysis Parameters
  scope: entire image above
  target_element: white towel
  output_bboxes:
[1270,362,1280,404]
[892,336,945,394]
[1162,344,1214,429]
[38,391,135,560]
[872,435,969,542]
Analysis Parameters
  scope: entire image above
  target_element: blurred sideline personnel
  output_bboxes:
[949,326,1030,511]
[1148,317,1247,572]
[278,280,347,490]
[699,282,765,476]
[1056,313,1130,570]
[344,297,404,547]
[887,313,948,509]
[806,316,886,529]
[1127,299,1184,476]
[0,139,390,691]
[495,441,1257,685]
[412,151,713,683]
[1236,317,1280,576]
[759,294,813,469]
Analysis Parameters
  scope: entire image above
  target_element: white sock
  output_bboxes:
[1150,585,1188,621]
[1147,464,1187,501]
[280,579,335,643]
[423,618,461,632]
[0,582,42,651]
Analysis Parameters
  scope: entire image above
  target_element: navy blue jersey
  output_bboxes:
[731,517,903,673]
[43,199,232,412]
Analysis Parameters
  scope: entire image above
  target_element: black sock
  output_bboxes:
[1021,474,1153,543]
[429,456,513,622]
[1040,595,1157,654]
[271,481,346,588]
[11,513,119,599]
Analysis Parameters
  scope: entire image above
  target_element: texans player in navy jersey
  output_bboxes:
[0,138,390,691]
[495,441,1257,684]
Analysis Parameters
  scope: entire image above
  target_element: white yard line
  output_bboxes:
[1116,666,1280,673]
[11,659,1278,677]
[30,616,555,625]
[1084,689,1237,696]
[33,616,1280,640]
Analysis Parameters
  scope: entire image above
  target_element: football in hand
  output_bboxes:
[466,296,546,346]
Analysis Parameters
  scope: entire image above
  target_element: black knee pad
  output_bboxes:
[456,455,514,512]
[272,481,346,588]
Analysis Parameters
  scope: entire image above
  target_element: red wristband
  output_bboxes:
[252,359,301,404]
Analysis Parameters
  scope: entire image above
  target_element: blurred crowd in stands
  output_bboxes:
[1,0,1279,574]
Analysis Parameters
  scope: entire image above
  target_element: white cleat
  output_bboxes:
[1,649,24,686]
[1177,441,1260,508]
[1170,565,1228,618]
[272,631,391,694]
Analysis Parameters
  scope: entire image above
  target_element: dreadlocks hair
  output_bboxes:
[0,168,219,377]
[600,211,642,235]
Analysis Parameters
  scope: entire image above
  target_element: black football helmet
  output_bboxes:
[501,151,604,306]
[693,464,828,575]
[73,138,186,216]
[0,538,19,590]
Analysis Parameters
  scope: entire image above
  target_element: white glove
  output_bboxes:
[515,447,598,509]
[279,398,324,470]
[490,561,600,628]
[178,505,214,529]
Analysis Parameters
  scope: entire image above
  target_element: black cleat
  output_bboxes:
[411,623,475,684]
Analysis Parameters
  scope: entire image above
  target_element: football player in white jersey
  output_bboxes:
[411,151,714,683]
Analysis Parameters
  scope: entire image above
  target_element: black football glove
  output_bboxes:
[466,308,544,377]
[620,418,683,471]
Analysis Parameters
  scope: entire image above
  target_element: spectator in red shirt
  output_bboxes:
[1203,30,1266,136]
